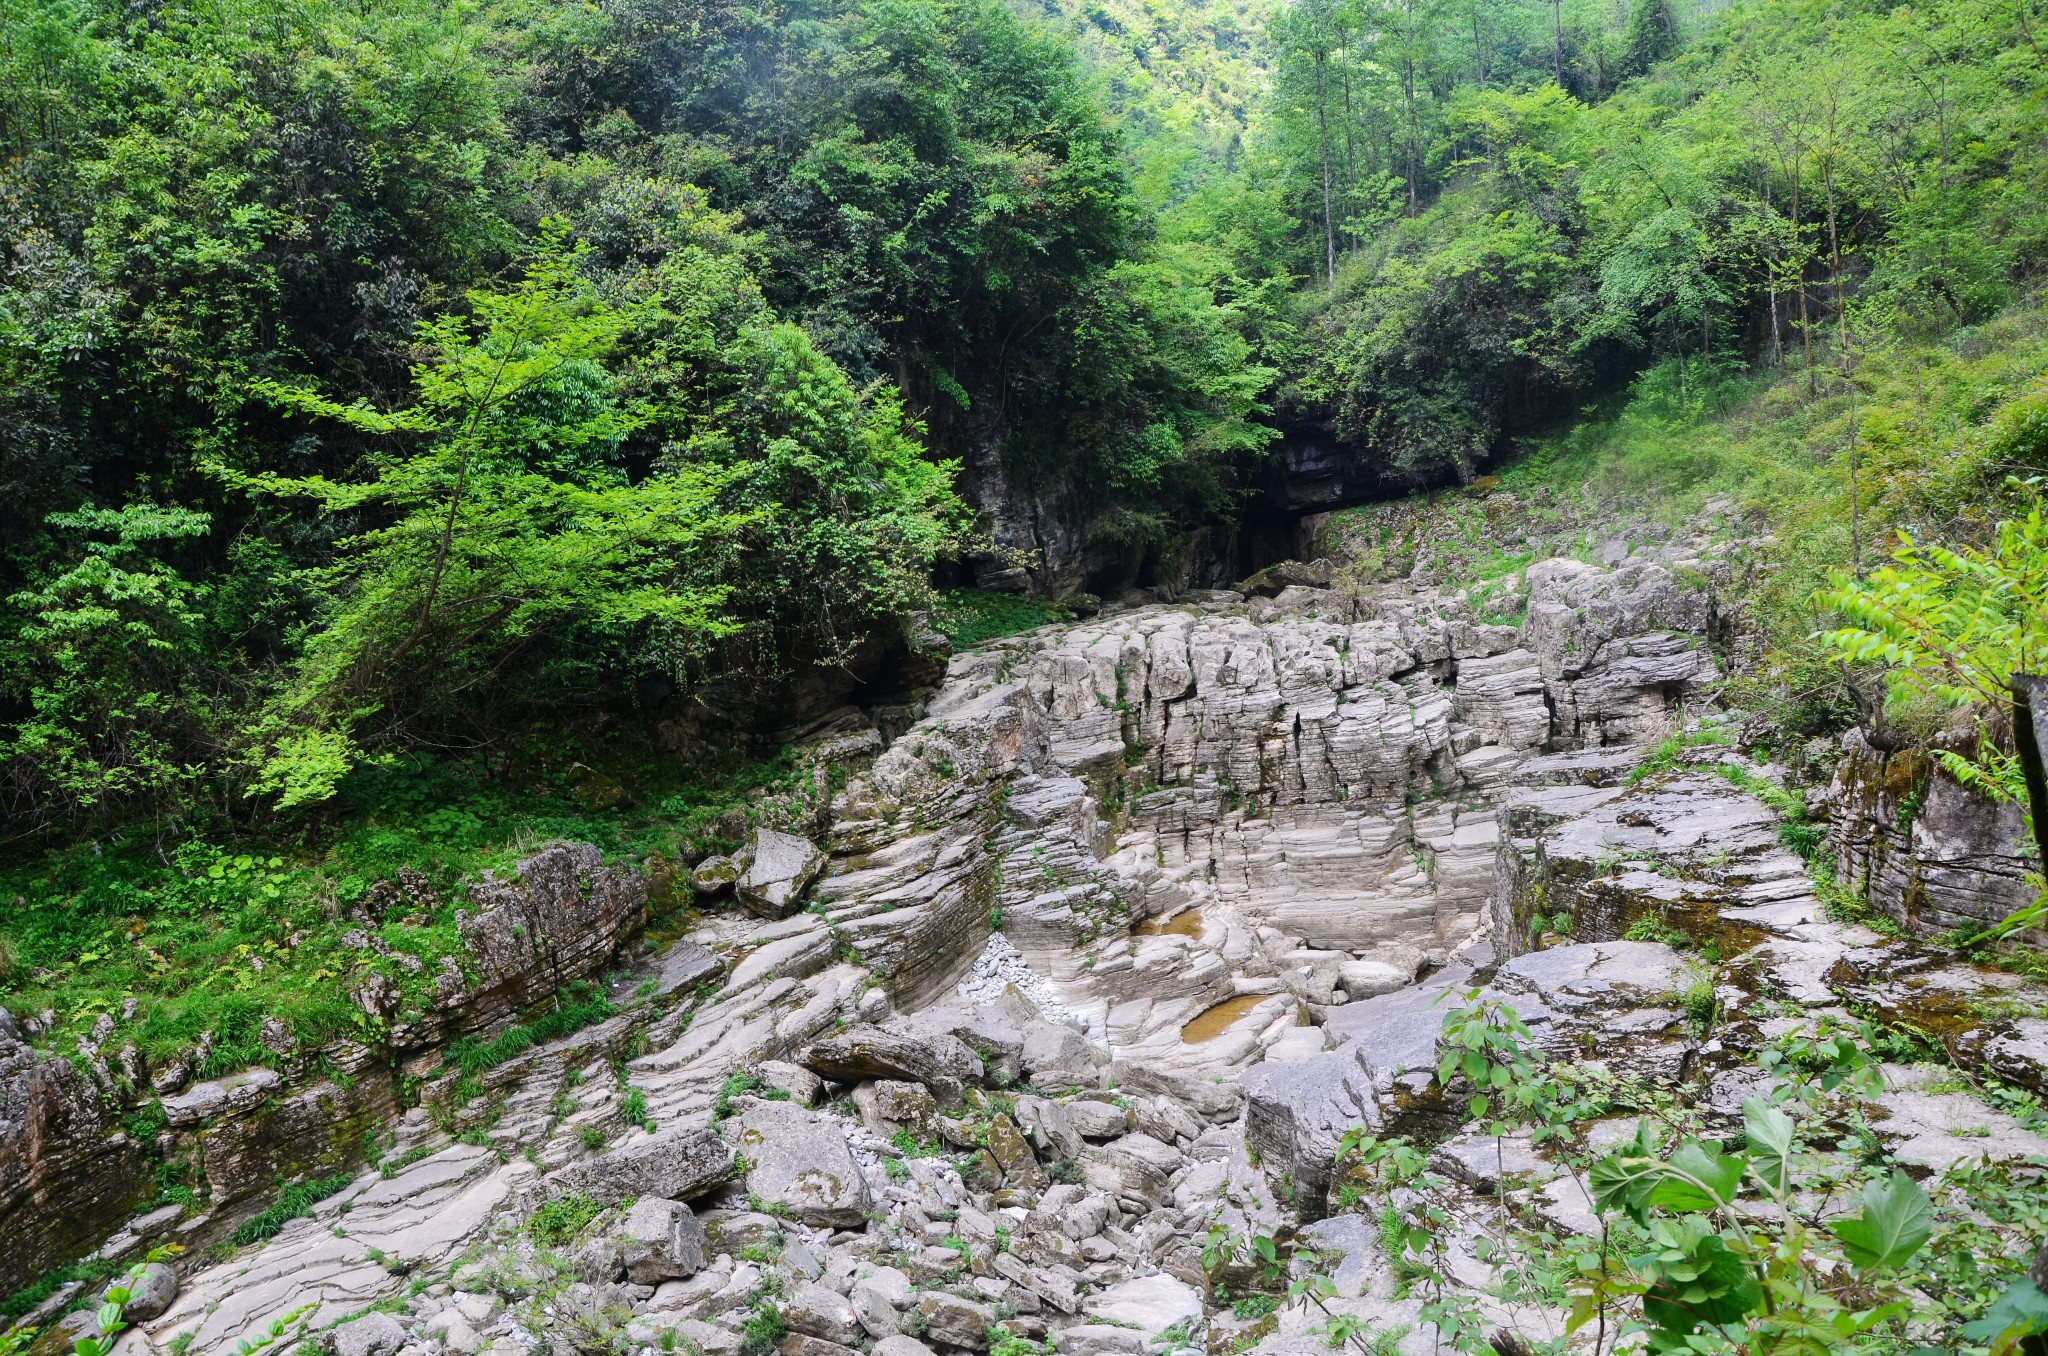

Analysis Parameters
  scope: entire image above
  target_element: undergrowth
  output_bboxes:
[229,1174,356,1246]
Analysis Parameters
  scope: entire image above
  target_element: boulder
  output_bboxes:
[618,1197,708,1284]
[691,855,740,895]
[873,1340,936,1356]
[1012,1096,1082,1159]
[1021,1027,1097,1087]
[779,1336,861,1356]
[852,1080,941,1141]
[802,1024,983,1103]
[543,1126,734,1205]
[326,1313,409,1356]
[1337,960,1410,1000]
[915,1293,994,1349]
[783,1282,861,1345]
[104,1262,177,1322]
[736,1102,872,1227]
[1084,1274,1203,1338]
[759,1060,825,1106]
[850,1283,901,1339]
[983,1114,1046,1190]
[1064,1099,1130,1140]
[738,830,827,919]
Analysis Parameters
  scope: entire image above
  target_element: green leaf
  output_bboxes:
[1959,1277,2048,1342]
[1829,1170,1933,1271]
[1742,1098,1794,1195]
[1646,1140,1745,1212]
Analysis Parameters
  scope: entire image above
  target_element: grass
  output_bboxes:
[528,1192,605,1247]
[443,985,616,1076]
[0,738,802,1070]
[229,1173,356,1246]
[928,589,1069,648]
[2,1257,119,1321]
[1625,727,1735,786]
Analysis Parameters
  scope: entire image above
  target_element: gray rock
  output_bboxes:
[1064,1099,1130,1140]
[915,1293,994,1349]
[759,1060,825,1106]
[849,1284,901,1339]
[542,1126,735,1205]
[326,1313,409,1356]
[618,1197,707,1284]
[1020,1027,1096,1086]
[736,1102,872,1227]
[801,1024,982,1103]
[103,1262,177,1323]
[160,1068,282,1127]
[872,1339,936,1356]
[738,830,827,919]
[852,1080,940,1140]
[691,854,739,895]
[779,1335,862,1356]
[1012,1096,1082,1159]
[783,1282,860,1344]
[984,1114,1046,1190]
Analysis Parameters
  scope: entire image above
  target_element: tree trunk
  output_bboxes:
[1316,49,1337,292]
[1552,0,1565,86]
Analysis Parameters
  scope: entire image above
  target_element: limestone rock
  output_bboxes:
[873,1339,936,1356]
[983,1114,1046,1190]
[1064,1099,1130,1140]
[801,1024,982,1102]
[915,1293,993,1349]
[326,1313,408,1356]
[690,855,739,895]
[738,830,827,919]
[783,1282,860,1345]
[852,1080,940,1141]
[543,1126,734,1205]
[736,1102,871,1227]
[104,1263,178,1323]
[618,1197,707,1284]
[1083,1274,1203,1338]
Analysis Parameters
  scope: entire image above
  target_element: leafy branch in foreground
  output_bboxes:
[1202,995,2048,1355]
[1816,492,2048,939]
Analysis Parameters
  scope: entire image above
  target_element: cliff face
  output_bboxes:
[1818,732,2038,939]
[0,843,654,1295]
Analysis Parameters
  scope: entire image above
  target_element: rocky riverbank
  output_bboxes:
[7,511,2046,1356]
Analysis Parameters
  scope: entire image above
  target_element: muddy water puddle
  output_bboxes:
[1137,907,1204,938]
[1180,992,1270,1043]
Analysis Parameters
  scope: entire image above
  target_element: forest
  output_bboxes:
[4,0,2048,1130]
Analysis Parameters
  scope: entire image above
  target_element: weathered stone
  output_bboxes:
[783,1282,860,1345]
[1020,1027,1096,1087]
[738,830,827,919]
[618,1197,707,1284]
[736,1102,871,1227]
[850,1284,901,1339]
[1011,1096,1082,1159]
[983,1114,1046,1190]
[779,1335,861,1356]
[1064,1099,1130,1139]
[543,1126,734,1205]
[915,1293,994,1349]
[103,1263,178,1323]
[759,1060,825,1106]
[691,855,740,895]
[801,1024,982,1103]
[325,1313,409,1356]
[872,1338,936,1356]
[1083,1274,1203,1339]
[852,1080,940,1141]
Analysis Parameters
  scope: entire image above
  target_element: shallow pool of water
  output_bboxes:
[1180,992,1270,1043]
[1136,907,1204,938]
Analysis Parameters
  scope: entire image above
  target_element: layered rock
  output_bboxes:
[1819,733,2037,938]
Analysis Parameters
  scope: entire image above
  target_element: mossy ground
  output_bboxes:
[0,726,800,1071]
